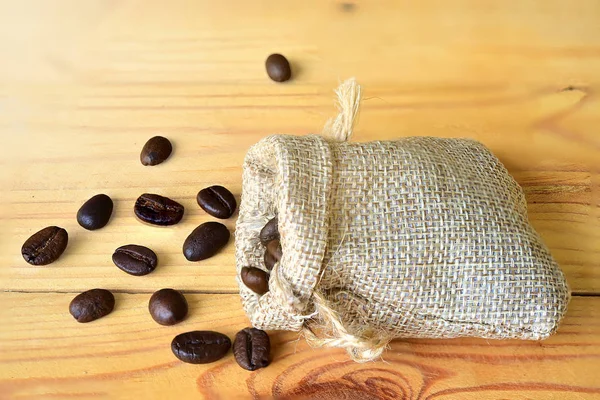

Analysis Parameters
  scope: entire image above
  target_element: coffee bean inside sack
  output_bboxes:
[263,239,281,271]
[241,218,284,294]
[241,267,269,295]
[261,217,281,267]
[259,217,279,245]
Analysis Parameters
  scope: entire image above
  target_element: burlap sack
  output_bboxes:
[235,80,570,362]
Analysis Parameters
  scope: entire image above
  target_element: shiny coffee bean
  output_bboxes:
[69,289,115,323]
[171,331,231,364]
[265,54,291,82]
[140,136,172,166]
[21,226,68,266]
[197,185,237,219]
[233,327,271,371]
[259,217,279,245]
[183,222,230,261]
[77,194,113,230]
[241,267,269,295]
[134,193,184,226]
[149,288,188,326]
[112,244,158,276]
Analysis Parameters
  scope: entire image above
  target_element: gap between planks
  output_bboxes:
[2,289,599,297]
[1,289,239,295]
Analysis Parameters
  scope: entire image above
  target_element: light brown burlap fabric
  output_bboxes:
[235,81,570,362]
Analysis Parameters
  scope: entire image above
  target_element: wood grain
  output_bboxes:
[0,293,599,400]
[1,0,600,398]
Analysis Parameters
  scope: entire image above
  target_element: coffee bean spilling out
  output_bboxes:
[171,331,231,364]
[140,136,172,166]
[112,244,158,276]
[69,289,115,323]
[241,266,270,295]
[134,193,184,226]
[264,238,282,271]
[259,217,279,245]
[197,185,237,219]
[266,54,292,82]
[183,221,230,261]
[149,289,188,326]
[242,217,282,293]
[233,327,271,371]
[263,249,278,271]
[22,133,277,369]
[21,226,68,266]
[77,194,113,230]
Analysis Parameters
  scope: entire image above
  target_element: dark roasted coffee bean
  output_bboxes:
[69,289,115,323]
[21,226,68,266]
[266,239,282,259]
[134,193,184,226]
[264,250,278,271]
[140,136,172,166]
[265,239,283,271]
[197,185,237,219]
[241,267,269,295]
[265,54,291,82]
[183,222,230,261]
[77,194,113,230]
[264,239,282,270]
[149,288,188,326]
[171,331,231,364]
[233,327,271,371]
[112,244,158,276]
[259,217,279,245]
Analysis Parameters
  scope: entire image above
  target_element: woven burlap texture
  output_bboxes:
[236,135,570,359]
[235,81,570,362]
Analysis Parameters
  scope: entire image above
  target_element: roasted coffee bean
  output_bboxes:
[183,222,230,261]
[266,239,282,259]
[265,54,291,82]
[134,193,184,226]
[21,226,68,266]
[77,194,113,230]
[140,136,172,166]
[112,244,158,276]
[171,331,231,364]
[264,239,282,270]
[233,327,271,371]
[69,289,115,323]
[241,267,269,295]
[149,288,188,326]
[197,185,237,219]
[264,250,278,271]
[259,217,279,245]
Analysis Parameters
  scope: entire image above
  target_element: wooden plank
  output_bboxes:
[0,293,599,399]
[1,0,599,293]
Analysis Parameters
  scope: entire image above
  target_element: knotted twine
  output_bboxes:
[235,79,570,362]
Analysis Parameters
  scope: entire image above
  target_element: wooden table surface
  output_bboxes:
[1,1,599,399]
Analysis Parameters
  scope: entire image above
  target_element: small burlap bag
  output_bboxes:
[235,79,570,362]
